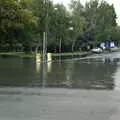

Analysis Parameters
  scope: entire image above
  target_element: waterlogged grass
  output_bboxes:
[52,52,89,57]
[20,51,90,58]
[19,53,36,58]
[0,51,90,58]
[0,52,36,58]
[0,52,23,55]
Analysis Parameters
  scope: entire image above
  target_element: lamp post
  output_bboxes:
[68,20,75,53]
[42,0,48,89]
[43,0,48,62]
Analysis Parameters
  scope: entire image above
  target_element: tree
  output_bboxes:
[0,0,36,52]
[0,0,119,53]
[69,0,85,52]
[48,4,71,52]
[84,0,117,43]
[31,0,55,52]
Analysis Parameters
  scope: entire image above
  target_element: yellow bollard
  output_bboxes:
[36,53,41,63]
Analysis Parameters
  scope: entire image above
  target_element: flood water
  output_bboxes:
[0,52,120,90]
[0,52,120,120]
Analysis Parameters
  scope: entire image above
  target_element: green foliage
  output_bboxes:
[0,0,119,52]
[69,0,86,51]
[48,4,70,46]
[0,0,36,52]
[70,0,85,35]
[84,0,117,42]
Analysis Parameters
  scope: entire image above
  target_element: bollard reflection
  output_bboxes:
[36,62,41,73]
[47,61,52,73]
[36,54,41,73]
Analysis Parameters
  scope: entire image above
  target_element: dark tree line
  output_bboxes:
[0,0,119,52]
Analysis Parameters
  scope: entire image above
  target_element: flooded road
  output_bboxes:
[0,52,120,120]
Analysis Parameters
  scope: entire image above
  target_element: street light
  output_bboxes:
[54,7,58,11]
[42,0,49,89]
[69,27,74,31]
[43,0,48,62]
[68,23,75,53]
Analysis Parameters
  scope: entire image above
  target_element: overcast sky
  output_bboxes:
[53,0,120,24]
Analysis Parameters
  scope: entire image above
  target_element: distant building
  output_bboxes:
[100,41,115,50]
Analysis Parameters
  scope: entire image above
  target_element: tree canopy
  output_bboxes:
[0,0,119,52]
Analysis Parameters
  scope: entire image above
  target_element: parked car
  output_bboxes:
[91,47,103,53]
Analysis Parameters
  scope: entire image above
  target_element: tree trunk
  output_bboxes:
[72,40,75,53]
[54,45,57,53]
[59,37,62,53]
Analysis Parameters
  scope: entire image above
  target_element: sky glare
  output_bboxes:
[53,0,120,24]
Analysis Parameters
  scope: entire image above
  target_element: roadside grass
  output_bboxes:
[0,51,90,58]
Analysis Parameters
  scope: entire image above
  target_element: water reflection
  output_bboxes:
[0,53,120,90]
[114,68,120,91]
[46,53,120,90]
[36,62,41,73]
[47,62,52,73]
[71,59,116,89]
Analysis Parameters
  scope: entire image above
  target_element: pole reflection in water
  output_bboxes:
[114,62,120,91]
[42,62,47,88]
[47,61,52,73]
[36,54,51,88]
[63,61,74,87]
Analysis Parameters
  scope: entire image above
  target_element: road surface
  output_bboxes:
[0,88,120,120]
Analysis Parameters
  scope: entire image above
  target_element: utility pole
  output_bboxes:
[43,0,48,61]
[42,0,48,89]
